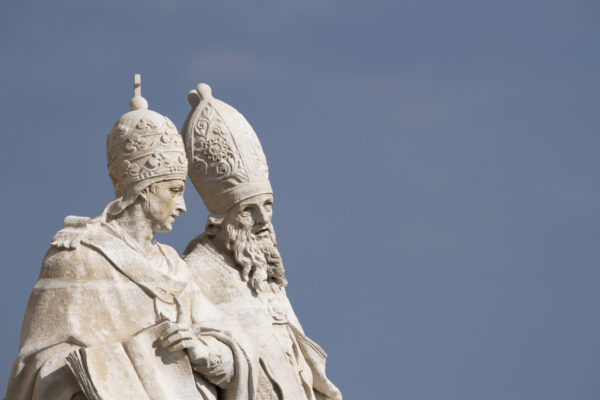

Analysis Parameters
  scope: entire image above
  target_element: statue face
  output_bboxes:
[226,193,274,238]
[209,192,286,289]
[144,179,186,233]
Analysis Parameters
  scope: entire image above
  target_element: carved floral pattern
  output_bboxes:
[191,105,243,180]
[205,138,231,162]
[136,118,158,130]
[124,160,141,176]
[114,124,129,138]
[124,136,150,153]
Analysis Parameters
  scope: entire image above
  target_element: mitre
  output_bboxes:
[182,83,272,215]
[106,75,188,215]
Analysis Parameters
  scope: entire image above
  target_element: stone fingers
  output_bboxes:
[159,323,196,350]
[165,338,197,352]
[161,322,189,338]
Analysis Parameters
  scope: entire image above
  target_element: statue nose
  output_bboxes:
[176,197,187,214]
[255,206,268,225]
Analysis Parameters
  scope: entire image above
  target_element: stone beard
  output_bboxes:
[206,214,287,291]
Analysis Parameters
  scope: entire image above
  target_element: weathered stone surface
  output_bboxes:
[6,76,251,400]
[182,83,342,400]
[6,77,341,400]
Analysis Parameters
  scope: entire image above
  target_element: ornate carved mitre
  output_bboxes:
[182,83,272,214]
[107,78,188,198]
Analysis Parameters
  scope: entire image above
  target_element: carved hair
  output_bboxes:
[205,214,287,290]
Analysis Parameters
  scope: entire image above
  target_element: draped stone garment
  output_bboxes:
[6,212,253,400]
[183,235,342,400]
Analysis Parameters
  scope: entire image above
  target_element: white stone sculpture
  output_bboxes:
[5,76,253,400]
[181,83,342,400]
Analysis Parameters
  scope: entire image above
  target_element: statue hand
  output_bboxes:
[159,322,209,364]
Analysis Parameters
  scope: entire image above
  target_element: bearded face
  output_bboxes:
[208,194,287,291]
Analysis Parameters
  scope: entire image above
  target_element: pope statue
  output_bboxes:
[5,77,252,400]
[181,83,342,400]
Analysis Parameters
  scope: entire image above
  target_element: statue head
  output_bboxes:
[106,75,188,223]
[182,83,286,289]
[205,193,286,291]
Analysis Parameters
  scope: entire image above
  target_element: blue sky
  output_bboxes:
[1,1,599,398]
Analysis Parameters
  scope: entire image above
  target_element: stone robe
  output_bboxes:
[183,235,342,400]
[6,211,252,400]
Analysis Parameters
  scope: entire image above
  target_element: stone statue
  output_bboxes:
[5,76,252,400]
[181,83,342,400]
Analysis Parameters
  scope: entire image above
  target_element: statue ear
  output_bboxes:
[138,187,151,204]
[206,222,218,236]
[138,185,154,202]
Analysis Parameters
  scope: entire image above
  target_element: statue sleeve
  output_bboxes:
[192,335,235,387]
[185,281,256,399]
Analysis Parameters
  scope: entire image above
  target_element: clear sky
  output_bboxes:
[1,0,599,398]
